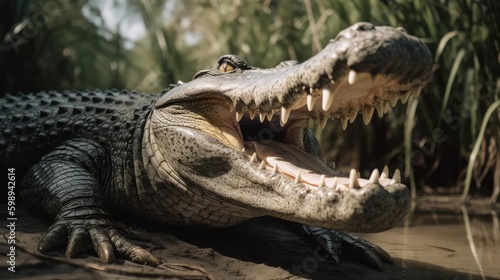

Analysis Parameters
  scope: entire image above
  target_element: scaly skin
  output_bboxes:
[0,22,432,268]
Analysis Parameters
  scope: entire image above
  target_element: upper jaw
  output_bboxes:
[233,71,423,131]
[224,22,431,116]
[154,22,432,116]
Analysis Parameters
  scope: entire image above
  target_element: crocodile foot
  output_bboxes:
[303,225,394,271]
[38,213,160,266]
[18,138,160,266]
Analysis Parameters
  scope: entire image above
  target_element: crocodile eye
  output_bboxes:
[218,62,236,72]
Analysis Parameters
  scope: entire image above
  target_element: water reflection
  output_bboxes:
[359,202,500,279]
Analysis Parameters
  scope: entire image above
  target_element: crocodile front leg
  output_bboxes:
[20,138,159,265]
[302,225,394,271]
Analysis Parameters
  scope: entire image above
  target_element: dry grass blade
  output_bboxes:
[461,100,500,202]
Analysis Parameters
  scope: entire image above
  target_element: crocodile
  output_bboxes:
[1,22,432,270]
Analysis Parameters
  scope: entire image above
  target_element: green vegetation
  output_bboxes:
[1,0,498,201]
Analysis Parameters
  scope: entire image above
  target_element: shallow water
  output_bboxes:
[360,203,500,280]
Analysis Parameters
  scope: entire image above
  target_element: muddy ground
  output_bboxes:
[0,201,492,280]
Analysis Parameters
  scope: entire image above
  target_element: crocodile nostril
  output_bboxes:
[353,22,375,31]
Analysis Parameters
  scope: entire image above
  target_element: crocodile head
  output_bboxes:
[144,22,432,232]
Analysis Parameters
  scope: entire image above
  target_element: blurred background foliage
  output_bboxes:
[0,0,499,202]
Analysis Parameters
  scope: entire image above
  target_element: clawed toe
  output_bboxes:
[38,217,158,266]
[303,225,394,271]
[109,228,160,266]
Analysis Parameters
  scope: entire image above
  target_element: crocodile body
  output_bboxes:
[0,23,432,268]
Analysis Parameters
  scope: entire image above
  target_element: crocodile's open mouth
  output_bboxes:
[151,23,430,230]
[155,22,431,201]
[226,71,422,193]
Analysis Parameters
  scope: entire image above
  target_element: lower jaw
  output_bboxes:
[243,139,401,192]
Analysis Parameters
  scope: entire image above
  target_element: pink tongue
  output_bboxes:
[244,141,343,186]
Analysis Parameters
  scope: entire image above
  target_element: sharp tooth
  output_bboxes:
[266,111,274,121]
[307,94,319,111]
[389,93,398,107]
[348,70,357,85]
[340,116,348,130]
[250,152,258,163]
[249,110,257,120]
[280,107,291,126]
[362,106,374,125]
[349,110,357,123]
[371,74,379,84]
[236,111,244,122]
[272,162,279,174]
[259,112,266,123]
[375,99,384,117]
[383,101,389,113]
[322,86,334,111]
[369,169,380,184]
[320,116,327,129]
[381,165,389,179]
[318,175,326,188]
[400,91,411,104]
[411,85,422,98]
[228,103,235,112]
[259,160,266,170]
[330,177,337,188]
[295,172,302,183]
[392,169,401,183]
[349,169,360,188]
